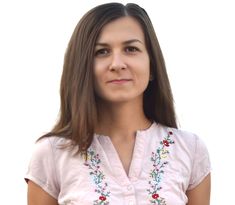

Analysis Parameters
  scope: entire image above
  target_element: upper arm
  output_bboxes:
[27,180,58,205]
[186,173,211,205]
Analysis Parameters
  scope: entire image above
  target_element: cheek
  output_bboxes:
[138,60,150,84]
[93,61,102,83]
[141,68,151,91]
[93,74,102,95]
[93,59,108,81]
[141,72,151,90]
[93,66,106,96]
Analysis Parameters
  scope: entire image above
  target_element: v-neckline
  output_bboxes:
[95,122,157,185]
[109,137,136,176]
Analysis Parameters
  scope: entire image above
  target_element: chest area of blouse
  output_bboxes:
[58,129,190,205]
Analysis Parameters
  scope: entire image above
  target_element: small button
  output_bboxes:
[127,185,133,191]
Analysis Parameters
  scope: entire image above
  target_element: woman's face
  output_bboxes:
[93,16,150,104]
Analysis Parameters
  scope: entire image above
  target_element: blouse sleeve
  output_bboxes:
[25,137,59,199]
[187,135,211,190]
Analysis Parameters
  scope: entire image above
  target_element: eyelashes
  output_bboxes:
[125,46,139,53]
[95,46,140,57]
[95,48,110,56]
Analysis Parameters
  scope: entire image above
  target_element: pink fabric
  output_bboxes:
[25,123,211,205]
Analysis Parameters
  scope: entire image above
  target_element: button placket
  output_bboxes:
[128,199,135,205]
[127,185,133,191]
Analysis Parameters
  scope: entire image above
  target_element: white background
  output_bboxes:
[0,0,234,204]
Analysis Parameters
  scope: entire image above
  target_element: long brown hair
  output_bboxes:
[40,3,177,154]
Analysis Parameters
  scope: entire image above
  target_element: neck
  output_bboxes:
[95,99,151,141]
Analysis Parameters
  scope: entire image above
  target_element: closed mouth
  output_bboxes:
[107,79,132,84]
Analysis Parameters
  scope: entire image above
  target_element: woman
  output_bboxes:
[25,3,211,205]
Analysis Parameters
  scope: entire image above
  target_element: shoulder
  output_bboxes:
[25,137,66,199]
[155,124,210,165]
[154,123,211,190]
[159,124,207,151]
[31,136,78,159]
[33,137,62,153]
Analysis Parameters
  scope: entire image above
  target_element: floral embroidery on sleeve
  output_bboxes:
[84,149,111,205]
[147,130,175,205]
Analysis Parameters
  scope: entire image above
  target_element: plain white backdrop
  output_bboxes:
[0,0,234,204]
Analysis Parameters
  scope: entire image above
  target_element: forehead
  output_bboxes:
[97,16,145,43]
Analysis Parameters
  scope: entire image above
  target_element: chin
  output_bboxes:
[105,94,143,104]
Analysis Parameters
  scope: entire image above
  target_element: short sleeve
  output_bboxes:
[25,137,59,199]
[187,135,211,190]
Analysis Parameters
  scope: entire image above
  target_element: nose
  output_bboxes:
[109,52,127,71]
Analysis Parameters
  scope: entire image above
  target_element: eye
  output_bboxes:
[125,46,139,53]
[95,48,110,57]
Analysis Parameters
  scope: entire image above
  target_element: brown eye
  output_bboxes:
[125,46,139,53]
[95,48,110,57]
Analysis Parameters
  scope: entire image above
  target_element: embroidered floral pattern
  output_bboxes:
[84,149,110,205]
[84,130,174,204]
[147,130,174,205]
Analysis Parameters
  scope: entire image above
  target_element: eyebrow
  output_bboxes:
[95,39,143,46]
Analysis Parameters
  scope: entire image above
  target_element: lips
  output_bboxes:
[107,79,132,84]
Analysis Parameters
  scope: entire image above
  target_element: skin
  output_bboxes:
[187,174,211,205]
[93,16,151,174]
[93,17,150,104]
[28,175,211,205]
[27,16,211,205]
[27,181,58,205]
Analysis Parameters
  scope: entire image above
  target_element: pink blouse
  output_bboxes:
[25,123,211,205]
